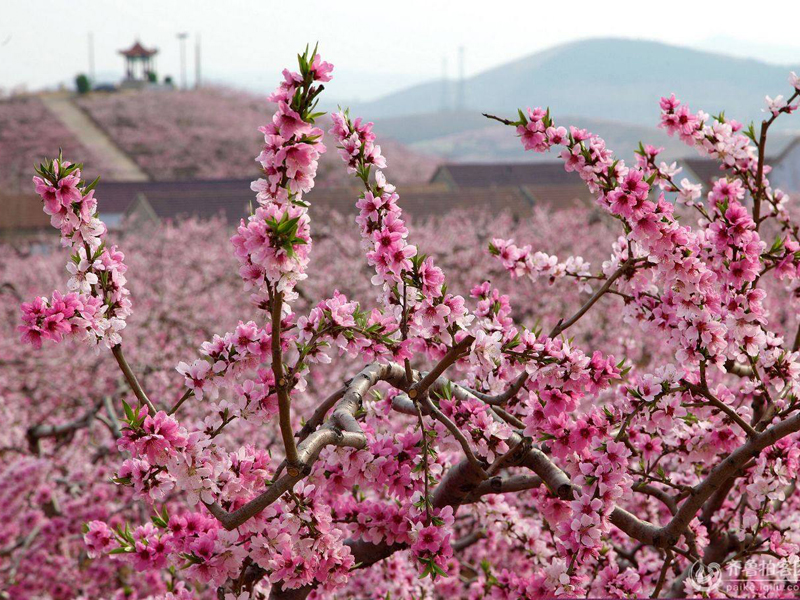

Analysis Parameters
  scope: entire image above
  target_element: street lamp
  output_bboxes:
[177,32,189,89]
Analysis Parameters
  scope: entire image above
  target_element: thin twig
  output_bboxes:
[682,380,758,438]
[651,548,674,598]
[482,113,515,126]
[414,400,433,524]
[168,389,194,416]
[452,530,486,552]
[421,395,488,479]
[549,257,637,338]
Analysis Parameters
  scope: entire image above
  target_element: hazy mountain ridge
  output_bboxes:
[355,38,800,131]
[351,38,799,163]
[370,111,796,166]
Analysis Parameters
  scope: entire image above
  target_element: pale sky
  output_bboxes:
[2,0,799,101]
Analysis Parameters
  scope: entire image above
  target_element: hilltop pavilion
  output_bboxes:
[119,41,158,82]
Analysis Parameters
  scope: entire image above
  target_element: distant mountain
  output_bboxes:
[371,110,797,167]
[355,38,800,132]
[374,113,689,163]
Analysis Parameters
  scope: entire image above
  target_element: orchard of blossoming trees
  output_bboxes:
[72,87,436,185]
[0,97,120,191]
[6,43,800,599]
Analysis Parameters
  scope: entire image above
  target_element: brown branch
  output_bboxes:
[263,370,800,598]
[753,89,799,228]
[420,395,488,478]
[111,344,157,414]
[549,257,637,338]
[658,410,800,546]
[407,335,474,401]
[469,259,645,410]
[518,409,800,549]
[296,386,346,442]
[463,258,641,412]
[682,380,758,438]
[651,548,674,598]
[452,530,486,552]
[633,483,678,515]
[270,290,300,473]
[482,112,515,126]
[168,389,193,416]
[391,387,488,478]
[207,363,406,530]
[753,120,769,225]
[490,405,525,429]
[486,438,528,476]
[519,447,575,500]
[725,359,754,378]
[468,372,528,406]
[468,474,543,499]
[269,457,492,599]
[26,400,102,454]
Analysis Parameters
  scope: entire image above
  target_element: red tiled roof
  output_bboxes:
[119,41,158,58]
[682,151,789,191]
[309,185,532,218]
[522,184,595,209]
[6,177,596,234]
[0,194,50,231]
[681,158,728,191]
[91,179,537,225]
[96,179,254,219]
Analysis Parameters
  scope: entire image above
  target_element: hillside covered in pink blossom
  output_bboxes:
[74,88,438,184]
[0,96,120,192]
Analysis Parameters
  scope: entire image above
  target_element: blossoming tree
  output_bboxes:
[15,45,800,599]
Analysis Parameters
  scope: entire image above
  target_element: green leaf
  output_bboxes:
[83,176,101,195]
[121,399,134,422]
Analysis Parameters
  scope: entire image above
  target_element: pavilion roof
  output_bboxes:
[119,41,158,58]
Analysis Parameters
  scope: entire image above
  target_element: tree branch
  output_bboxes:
[207,363,406,530]
[407,335,474,400]
[420,394,488,478]
[296,386,346,442]
[468,474,543,499]
[682,380,758,438]
[549,257,637,338]
[111,344,157,414]
[26,400,102,454]
[270,290,300,473]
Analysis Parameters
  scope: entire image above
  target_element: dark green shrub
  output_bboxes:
[75,74,90,94]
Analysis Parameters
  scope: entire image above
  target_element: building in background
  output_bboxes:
[681,135,800,195]
[431,162,595,209]
[11,143,800,240]
[119,41,159,88]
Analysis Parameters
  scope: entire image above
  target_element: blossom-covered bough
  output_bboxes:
[15,44,800,597]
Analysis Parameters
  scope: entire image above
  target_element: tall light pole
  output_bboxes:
[458,45,465,111]
[88,32,95,84]
[177,32,188,89]
[195,33,202,89]
[441,56,449,112]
